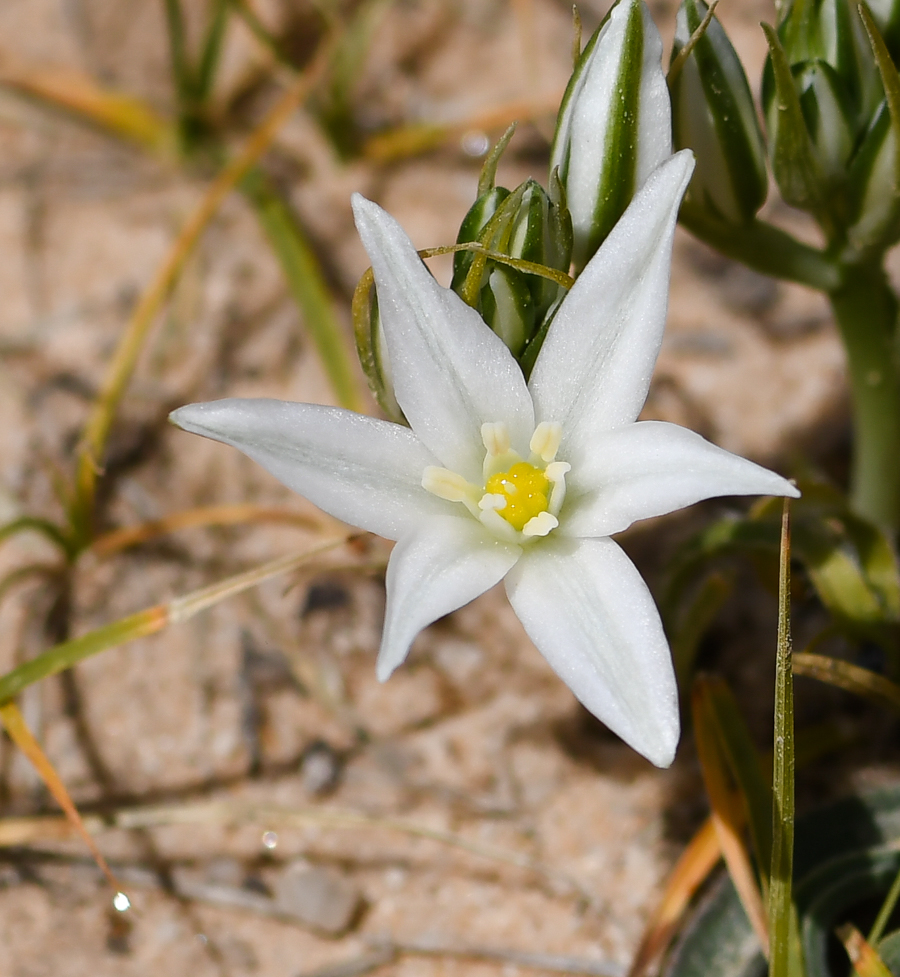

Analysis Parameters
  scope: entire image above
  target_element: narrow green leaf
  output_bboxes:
[0,517,72,558]
[769,499,798,977]
[793,652,900,715]
[0,537,350,705]
[671,571,734,690]
[196,0,231,102]
[477,123,517,197]
[704,678,774,886]
[241,168,363,412]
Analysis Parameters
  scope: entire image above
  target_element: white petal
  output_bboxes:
[170,399,447,540]
[562,421,801,537]
[528,151,695,465]
[505,536,678,767]
[352,194,535,480]
[378,515,521,678]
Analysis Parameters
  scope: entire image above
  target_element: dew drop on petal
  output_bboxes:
[261,830,279,850]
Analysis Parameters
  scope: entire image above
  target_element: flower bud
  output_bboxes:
[670,0,768,223]
[846,99,900,251]
[794,59,857,181]
[550,0,671,271]
[452,178,572,357]
[775,0,882,134]
[479,264,535,357]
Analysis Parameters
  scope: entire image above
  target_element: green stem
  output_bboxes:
[679,203,841,292]
[828,263,900,534]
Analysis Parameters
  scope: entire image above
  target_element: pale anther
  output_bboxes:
[479,493,507,511]
[481,422,511,457]
[522,512,559,537]
[530,422,562,462]
[423,466,471,502]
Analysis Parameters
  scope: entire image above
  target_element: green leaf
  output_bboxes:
[241,169,363,412]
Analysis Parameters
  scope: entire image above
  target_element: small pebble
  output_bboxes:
[274,861,361,935]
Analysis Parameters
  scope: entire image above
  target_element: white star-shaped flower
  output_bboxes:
[171,151,797,767]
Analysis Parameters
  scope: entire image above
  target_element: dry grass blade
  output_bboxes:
[72,55,329,546]
[89,504,326,558]
[793,652,900,715]
[0,798,589,900]
[0,702,127,901]
[692,682,770,956]
[0,67,173,153]
[628,819,720,977]
[362,96,560,163]
[837,924,894,977]
[0,535,352,704]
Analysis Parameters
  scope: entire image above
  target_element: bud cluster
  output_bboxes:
[671,0,900,257]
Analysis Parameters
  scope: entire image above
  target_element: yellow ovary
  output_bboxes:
[485,462,551,531]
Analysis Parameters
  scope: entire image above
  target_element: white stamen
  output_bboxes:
[529,422,562,463]
[545,461,571,516]
[481,422,510,457]
[478,492,507,512]
[523,512,559,537]
[478,506,520,542]
[423,467,473,502]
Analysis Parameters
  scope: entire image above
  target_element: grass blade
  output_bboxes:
[89,504,325,557]
[628,819,720,977]
[769,499,800,977]
[0,68,173,153]
[700,677,774,889]
[693,681,770,956]
[0,535,350,704]
[240,168,364,412]
[793,652,900,715]
[0,702,127,901]
[71,61,327,548]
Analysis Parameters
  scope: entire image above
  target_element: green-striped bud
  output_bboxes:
[670,0,768,224]
[451,178,572,358]
[778,0,881,111]
[551,0,671,272]
[846,100,900,249]
[794,59,858,180]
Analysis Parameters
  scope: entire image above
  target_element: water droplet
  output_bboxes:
[112,891,131,912]
[461,130,490,157]
[261,830,278,849]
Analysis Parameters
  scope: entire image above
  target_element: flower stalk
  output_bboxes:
[827,262,900,531]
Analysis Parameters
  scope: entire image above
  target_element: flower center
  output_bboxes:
[421,421,571,543]
[484,462,550,531]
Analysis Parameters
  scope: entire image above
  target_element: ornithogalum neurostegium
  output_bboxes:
[550,0,671,272]
[171,151,798,767]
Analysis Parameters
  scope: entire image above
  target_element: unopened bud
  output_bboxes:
[670,0,768,223]
[551,0,671,271]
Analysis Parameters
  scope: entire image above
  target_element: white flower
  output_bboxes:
[170,151,798,767]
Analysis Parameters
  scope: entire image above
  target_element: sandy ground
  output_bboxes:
[0,0,861,975]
